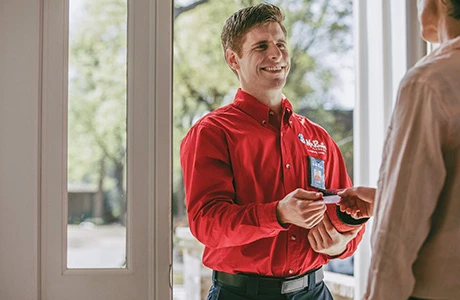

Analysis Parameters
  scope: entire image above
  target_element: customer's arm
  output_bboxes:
[365,81,448,299]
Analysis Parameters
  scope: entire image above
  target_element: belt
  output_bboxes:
[214,267,324,295]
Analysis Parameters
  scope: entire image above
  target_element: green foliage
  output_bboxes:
[68,0,127,223]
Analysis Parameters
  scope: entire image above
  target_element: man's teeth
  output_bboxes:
[265,66,282,71]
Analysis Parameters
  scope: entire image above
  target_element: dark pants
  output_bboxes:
[206,273,333,300]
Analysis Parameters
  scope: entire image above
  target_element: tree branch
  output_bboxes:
[302,0,331,52]
[174,0,209,20]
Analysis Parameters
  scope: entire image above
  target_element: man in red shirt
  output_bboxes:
[180,3,367,299]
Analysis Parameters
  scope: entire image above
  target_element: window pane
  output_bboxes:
[173,0,354,299]
[67,0,128,269]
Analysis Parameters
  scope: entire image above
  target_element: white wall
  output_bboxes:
[0,1,41,299]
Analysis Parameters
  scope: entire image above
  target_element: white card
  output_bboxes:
[323,195,341,204]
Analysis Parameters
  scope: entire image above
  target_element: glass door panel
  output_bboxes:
[67,0,128,269]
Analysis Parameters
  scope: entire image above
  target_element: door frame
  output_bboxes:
[40,0,172,299]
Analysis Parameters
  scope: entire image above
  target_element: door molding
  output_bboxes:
[40,0,172,298]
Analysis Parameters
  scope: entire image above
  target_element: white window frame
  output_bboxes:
[352,0,426,298]
[40,0,172,299]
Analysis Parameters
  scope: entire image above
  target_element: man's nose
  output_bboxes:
[267,44,282,60]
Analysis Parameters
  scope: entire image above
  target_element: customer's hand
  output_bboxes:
[276,188,326,229]
[307,214,361,256]
[337,187,376,219]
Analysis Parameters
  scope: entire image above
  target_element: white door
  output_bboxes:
[41,0,171,299]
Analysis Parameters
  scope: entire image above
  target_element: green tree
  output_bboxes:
[173,0,354,222]
[68,0,128,224]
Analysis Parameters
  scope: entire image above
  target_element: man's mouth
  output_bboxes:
[262,66,284,72]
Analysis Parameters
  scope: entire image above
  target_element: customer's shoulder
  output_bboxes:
[403,51,460,89]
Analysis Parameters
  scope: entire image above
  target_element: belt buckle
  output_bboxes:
[280,275,308,294]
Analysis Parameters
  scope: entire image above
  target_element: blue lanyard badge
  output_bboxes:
[308,156,325,190]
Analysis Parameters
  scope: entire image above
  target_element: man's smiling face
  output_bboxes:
[226,22,290,96]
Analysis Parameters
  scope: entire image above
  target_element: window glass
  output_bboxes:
[67,0,128,269]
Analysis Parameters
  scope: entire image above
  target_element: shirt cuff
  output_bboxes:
[257,201,291,231]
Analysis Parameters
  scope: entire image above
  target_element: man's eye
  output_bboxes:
[277,44,286,49]
[256,45,268,50]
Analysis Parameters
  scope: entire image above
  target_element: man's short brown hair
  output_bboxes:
[221,3,287,57]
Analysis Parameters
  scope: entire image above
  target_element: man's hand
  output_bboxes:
[307,214,361,256]
[337,187,376,219]
[276,189,326,229]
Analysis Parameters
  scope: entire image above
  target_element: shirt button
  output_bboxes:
[287,108,291,113]
[269,111,274,116]
[286,164,290,169]
[289,269,294,274]
[262,120,266,125]
[291,235,296,240]
[281,132,284,137]
[289,120,292,125]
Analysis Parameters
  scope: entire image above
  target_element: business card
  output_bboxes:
[323,195,341,204]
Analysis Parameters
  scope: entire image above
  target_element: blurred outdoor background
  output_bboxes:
[67,0,355,298]
[172,1,355,298]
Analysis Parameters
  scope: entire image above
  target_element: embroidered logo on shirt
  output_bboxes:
[297,133,327,154]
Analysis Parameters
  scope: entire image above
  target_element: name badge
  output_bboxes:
[308,156,325,190]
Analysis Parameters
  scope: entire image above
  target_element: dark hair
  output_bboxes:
[221,3,287,57]
[449,0,460,19]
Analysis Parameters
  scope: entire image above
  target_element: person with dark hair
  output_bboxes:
[180,3,367,299]
[337,0,460,298]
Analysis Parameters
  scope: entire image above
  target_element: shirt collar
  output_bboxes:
[419,35,460,65]
[439,35,460,52]
[233,88,293,126]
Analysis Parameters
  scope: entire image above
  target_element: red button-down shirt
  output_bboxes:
[180,89,365,276]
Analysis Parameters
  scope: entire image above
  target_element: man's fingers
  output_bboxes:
[296,199,326,214]
[320,213,335,232]
[307,231,318,249]
[309,227,324,245]
[308,213,325,229]
[303,209,325,227]
[292,189,323,200]
[316,221,332,242]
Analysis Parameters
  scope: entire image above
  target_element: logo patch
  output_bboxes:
[297,133,327,155]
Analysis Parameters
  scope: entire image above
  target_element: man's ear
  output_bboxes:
[225,49,239,71]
